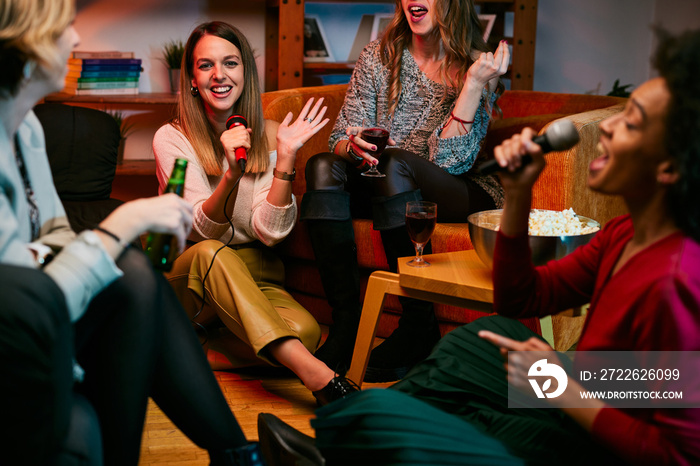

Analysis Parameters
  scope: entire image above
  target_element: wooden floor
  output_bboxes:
[138,340,390,465]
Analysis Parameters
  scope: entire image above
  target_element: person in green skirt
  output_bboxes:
[257,26,700,466]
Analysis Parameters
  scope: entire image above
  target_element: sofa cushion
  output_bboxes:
[482,113,568,156]
[278,206,476,270]
[497,91,626,119]
[34,103,120,202]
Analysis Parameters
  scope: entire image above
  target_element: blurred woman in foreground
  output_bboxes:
[0,2,265,464]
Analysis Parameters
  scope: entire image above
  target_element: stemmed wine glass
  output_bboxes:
[359,118,390,178]
[405,201,437,267]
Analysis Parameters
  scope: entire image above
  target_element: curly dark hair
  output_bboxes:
[653,27,700,242]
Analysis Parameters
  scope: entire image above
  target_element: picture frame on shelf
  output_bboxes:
[370,13,394,42]
[348,14,374,62]
[304,15,334,62]
[478,14,496,41]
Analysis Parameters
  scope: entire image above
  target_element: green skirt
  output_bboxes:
[312,315,619,465]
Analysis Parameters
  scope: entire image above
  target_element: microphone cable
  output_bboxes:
[191,113,248,346]
[190,169,244,346]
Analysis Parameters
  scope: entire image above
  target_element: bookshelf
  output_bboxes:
[44,92,177,105]
[265,0,538,91]
[480,0,538,90]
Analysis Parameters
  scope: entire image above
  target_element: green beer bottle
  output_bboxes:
[145,158,188,271]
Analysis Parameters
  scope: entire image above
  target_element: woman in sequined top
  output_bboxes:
[300,0,509,382]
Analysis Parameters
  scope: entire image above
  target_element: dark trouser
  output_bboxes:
[302,149,496,224]
[312,316,620,465]
[73,248,248,466]
[0,264,101,466]
[301,149,496,376]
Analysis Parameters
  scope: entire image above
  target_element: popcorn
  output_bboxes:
[528,208,599,236]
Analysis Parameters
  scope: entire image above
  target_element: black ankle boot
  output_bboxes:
[311,375,359,406]
[258,413,325,466]
[209,442,267,465]
[305,213,362,374]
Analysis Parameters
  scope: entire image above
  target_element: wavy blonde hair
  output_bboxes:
[0,0,74,96]
[175,21,268,176]
[380,0,502,116]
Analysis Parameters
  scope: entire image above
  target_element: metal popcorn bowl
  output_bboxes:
[467,209,600,269]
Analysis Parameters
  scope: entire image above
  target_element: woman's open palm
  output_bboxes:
[276,97,330,156]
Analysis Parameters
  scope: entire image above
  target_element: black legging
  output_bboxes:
[73,248,246,466]
[306,148,496,224]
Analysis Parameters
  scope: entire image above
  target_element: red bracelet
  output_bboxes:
[450,111,474,134]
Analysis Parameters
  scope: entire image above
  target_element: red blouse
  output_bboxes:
[493,215,700,465]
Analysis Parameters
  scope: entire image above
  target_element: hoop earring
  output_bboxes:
[190,86,199,96]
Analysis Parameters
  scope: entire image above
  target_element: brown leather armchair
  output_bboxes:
[34,103,124,235]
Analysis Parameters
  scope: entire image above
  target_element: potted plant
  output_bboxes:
[107,110,135,164]
[162,39,185,94]
[607,79,633,98]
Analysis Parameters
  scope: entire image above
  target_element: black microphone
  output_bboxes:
[225,114,248,171]
[476,119,580,175]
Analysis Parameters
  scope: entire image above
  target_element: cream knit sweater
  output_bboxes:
[153,124,297,247]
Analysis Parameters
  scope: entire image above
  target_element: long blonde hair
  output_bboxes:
[175,21,268,175]
[379,0,501,116]
[0,0,74,96]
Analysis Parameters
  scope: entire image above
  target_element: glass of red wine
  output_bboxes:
[405,201,437,267]
[360,119,390,178]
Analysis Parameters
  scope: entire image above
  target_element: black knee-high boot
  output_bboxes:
[365,192,441,383]
[302,191,362,374]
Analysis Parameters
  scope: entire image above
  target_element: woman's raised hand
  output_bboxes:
[276,97,330,158]
[466,40,510,91]
[99,194,193,253]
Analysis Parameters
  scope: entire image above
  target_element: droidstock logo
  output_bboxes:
[528,358,568,398]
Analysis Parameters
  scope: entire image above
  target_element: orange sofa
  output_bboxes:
[262,84,628,339]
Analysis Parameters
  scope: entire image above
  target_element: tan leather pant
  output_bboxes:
[166,240,321,367]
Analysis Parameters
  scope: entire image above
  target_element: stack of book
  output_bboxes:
[62,51,142,96]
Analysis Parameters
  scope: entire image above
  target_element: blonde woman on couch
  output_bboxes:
[153,21,357,406]
[300,0,509,381]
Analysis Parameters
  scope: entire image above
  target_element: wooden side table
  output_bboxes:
[346,250,585,387]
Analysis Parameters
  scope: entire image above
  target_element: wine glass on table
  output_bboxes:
[360,118,390,178]
[405,201,437,267]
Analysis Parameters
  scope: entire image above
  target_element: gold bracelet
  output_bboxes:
[273,167,295,182]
